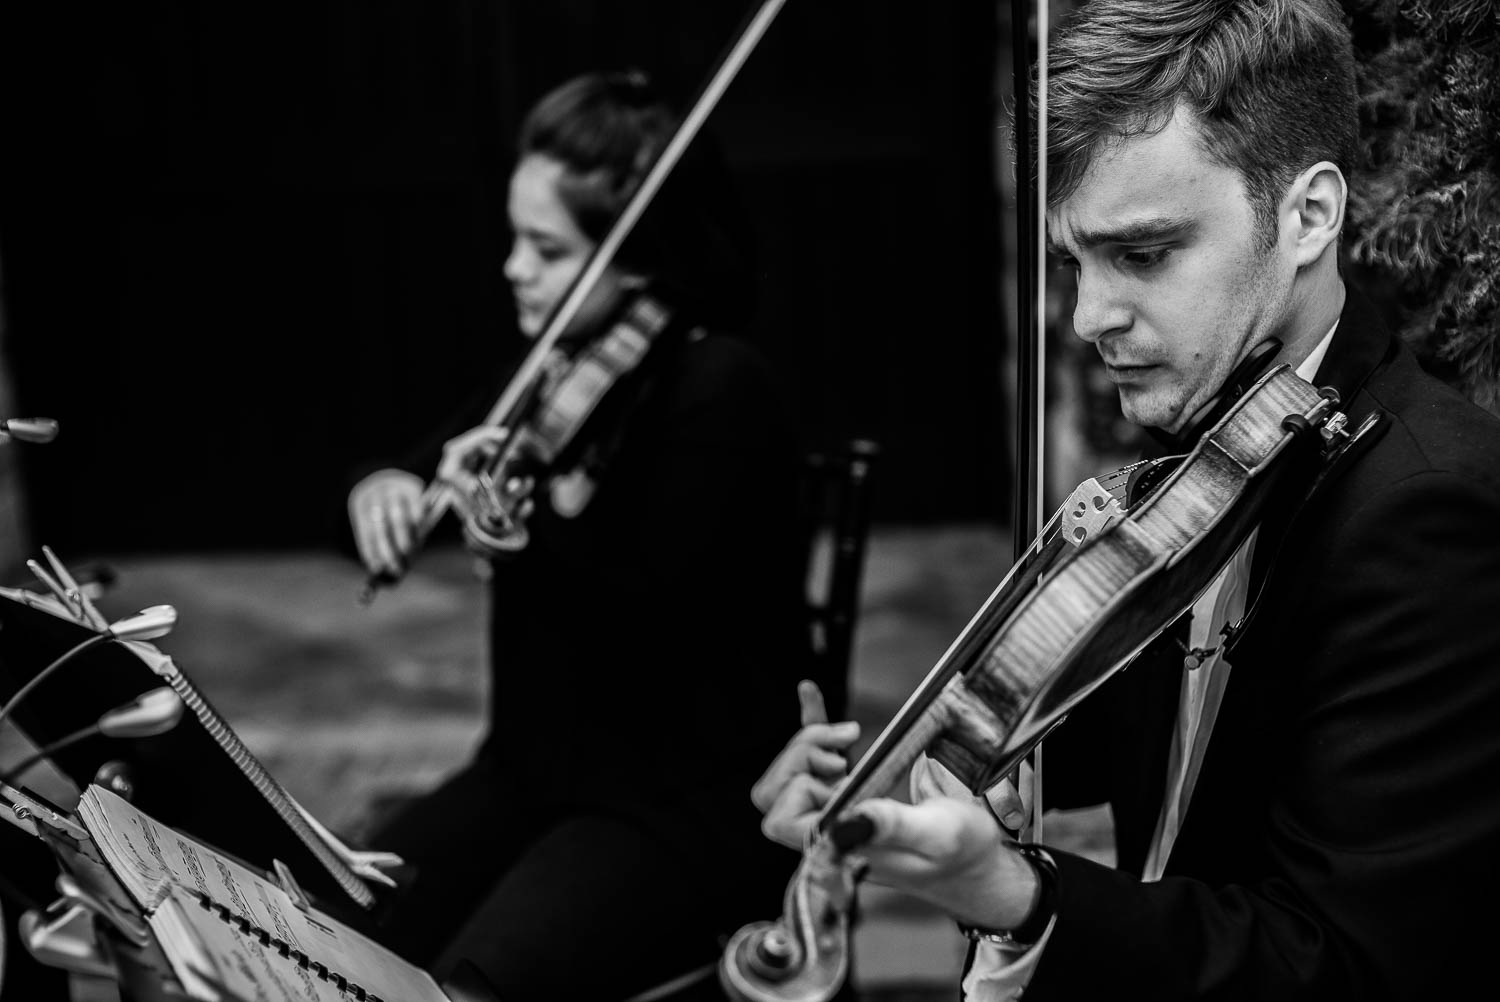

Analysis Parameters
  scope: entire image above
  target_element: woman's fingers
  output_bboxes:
[349,471,425,576]
[438,426,511,483]
[370,509,400,573]
[353,516,386,574]
[353,501,401,575]
[387,499,414,555]
[397,485,427,539]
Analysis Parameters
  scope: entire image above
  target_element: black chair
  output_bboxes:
[798,438,881,723]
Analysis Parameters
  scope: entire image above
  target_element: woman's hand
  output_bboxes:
[753,680,862,849]
[436,426,511,498]
[348,469,425,577]
[435,426,535,554]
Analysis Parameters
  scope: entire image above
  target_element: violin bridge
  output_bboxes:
[1061,478,1124,548]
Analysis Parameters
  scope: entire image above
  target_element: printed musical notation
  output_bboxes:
[77,786,449,1002]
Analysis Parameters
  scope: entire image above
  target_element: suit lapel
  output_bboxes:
[1167,286,1398,873]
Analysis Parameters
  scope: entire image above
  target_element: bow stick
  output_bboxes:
[1008,0,1050,842]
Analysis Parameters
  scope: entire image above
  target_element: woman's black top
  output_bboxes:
[356,319,812,851]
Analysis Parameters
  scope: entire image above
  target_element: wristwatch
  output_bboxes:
[959,843,1059,948]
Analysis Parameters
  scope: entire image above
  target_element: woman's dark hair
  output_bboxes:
[518,71,757,328]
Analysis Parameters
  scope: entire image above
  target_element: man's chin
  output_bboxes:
[1116,390,1179,435]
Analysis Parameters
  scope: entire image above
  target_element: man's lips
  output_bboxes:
[1101,361,1159,383]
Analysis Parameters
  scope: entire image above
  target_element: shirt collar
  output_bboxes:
[1294,319,1339,383]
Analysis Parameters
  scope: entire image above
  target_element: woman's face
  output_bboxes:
[504,153,628,338]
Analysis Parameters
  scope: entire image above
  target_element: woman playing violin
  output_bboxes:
[347,71,810,999]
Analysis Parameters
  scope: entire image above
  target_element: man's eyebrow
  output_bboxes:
[1052,215,1196,253]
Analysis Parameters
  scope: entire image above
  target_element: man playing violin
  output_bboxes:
[755,1,1500,999]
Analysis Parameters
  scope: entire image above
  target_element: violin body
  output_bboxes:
[454,292,676,555]
[722,364,1372,1002]
[932,365,1337,793]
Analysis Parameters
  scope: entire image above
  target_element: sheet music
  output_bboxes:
[77,786,451,1002]
[150,885,346,1002]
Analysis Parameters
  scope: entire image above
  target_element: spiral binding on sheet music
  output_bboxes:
[190,891,386,1002]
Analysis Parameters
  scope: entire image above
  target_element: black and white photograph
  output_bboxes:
[1,2,1497,1000]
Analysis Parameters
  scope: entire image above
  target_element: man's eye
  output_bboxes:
[1122,246,1171,269]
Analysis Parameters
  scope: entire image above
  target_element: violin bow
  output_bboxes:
[476,0,791,434]
[1009,0,1049,841]
[363,0,792,600]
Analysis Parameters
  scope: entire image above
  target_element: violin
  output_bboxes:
[455,289,677,556]
[719,362,1380,1002]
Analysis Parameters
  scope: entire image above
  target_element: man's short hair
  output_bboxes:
[1045,0,1359,247]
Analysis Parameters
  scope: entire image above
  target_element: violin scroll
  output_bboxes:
[720,836,858,1002]
[455,470,534,556]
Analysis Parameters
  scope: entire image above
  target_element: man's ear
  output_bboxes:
[1284,160,1346,268]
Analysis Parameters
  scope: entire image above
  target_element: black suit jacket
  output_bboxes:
[1030,288,1500,1001]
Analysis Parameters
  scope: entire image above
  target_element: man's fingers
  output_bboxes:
[857,797,982,861]
[753,722,860,800]
[800,720,860,749]
[987,778,1027,833]
[751,724,854,809]
[752,753,804,812]
[798,679,828,726]
[853,797,922,851]
[751,715,861,814]
[761,773,833,850]
[806,746,849,779]
[984,761,1034,833]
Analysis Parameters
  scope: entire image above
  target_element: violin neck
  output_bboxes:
[818,531,1070,828]
[820,709,949,832]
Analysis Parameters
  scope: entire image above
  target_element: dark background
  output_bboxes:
[0,0,1012,555]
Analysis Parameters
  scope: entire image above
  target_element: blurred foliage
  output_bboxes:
[1345,0,1500,412]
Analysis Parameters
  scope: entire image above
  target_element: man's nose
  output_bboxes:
[1071,272,1130,344]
